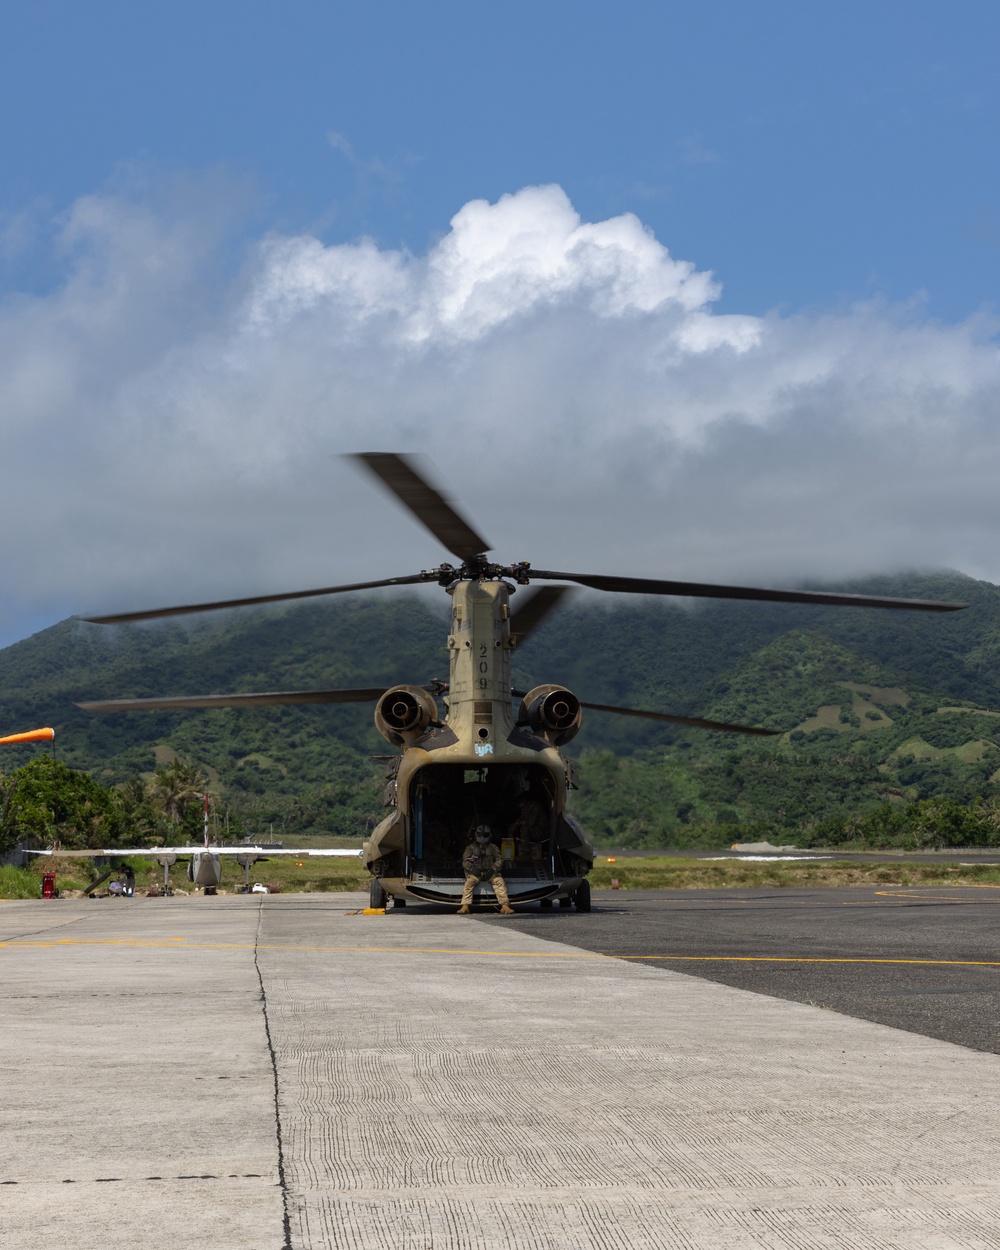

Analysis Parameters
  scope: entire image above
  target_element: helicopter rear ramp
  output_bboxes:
[2,895,998,1249]
[404,879,562,903]
[399,863,571,904]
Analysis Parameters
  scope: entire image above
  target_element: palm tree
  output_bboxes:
[150,759,209,830]
[114,777,166,845]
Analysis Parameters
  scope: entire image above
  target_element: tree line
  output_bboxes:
[0,756,224,852]
[7,752,1000,854]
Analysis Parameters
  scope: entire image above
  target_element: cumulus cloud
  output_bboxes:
[1,176,999,644]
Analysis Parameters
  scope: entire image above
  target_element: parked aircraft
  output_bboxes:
[27,797,360,894]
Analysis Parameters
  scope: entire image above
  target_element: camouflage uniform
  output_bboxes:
[459,837,512,910]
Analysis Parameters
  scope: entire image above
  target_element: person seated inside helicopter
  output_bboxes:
[457,822,514,915]
[509,791,549,863]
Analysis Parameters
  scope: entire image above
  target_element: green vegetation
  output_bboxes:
[6,851,369,899]
[8,853,1000,900]
[4,571,1000,852]
[0,864,47,898]
[0,755,237,853]
[589,856,1000,889]
[0,757,124,850]
[587,857,1000,890]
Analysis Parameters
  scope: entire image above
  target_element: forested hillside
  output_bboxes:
[3,570,1000,848]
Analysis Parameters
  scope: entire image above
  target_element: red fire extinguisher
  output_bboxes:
[41,871,56,899]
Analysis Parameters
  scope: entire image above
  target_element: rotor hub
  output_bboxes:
[429,558,532,586]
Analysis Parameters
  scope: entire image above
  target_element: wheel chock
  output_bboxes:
[362,907,386,915]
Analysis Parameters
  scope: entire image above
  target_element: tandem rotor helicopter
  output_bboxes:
[79,453,965,913]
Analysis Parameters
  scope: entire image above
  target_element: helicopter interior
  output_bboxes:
[408,762,559,881]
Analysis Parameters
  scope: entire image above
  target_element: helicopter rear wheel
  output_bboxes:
[575,880,592,913]
[369,879,387,909]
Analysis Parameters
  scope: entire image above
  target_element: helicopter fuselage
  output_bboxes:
[363,578,594,907]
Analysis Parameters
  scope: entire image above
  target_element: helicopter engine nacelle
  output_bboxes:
[374,685,440,747]
[518,684,582,746]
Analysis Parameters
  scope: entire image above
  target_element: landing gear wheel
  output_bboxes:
[559,896,572,909]
[369,879,387,909]
[392,896,407,908]
[539,897,553,909]
[575,880,591,913]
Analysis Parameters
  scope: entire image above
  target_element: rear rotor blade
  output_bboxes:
[509,585,575,643]
[577,700,780,736]
[350,452,489,562]
[77,688,390,713]
[511,689,779,735]
[83,572,432,625]
[528,570,966,612]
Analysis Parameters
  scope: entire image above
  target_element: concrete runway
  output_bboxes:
[3,891,1000,1249]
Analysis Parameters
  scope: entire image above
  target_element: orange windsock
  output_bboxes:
[0,727,55,745]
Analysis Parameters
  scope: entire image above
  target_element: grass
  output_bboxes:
[588,856,1000,890]
[1,852,370,898]
[5,853,1000,900]
[0,865,48,899]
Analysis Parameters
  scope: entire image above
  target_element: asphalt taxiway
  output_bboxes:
[3,890,1000,1249]
[490,885,1000,1053]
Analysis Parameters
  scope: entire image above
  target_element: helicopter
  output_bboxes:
[77,453,965,913]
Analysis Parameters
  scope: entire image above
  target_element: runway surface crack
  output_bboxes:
[0,911,96,945]
[254,899,294,1250]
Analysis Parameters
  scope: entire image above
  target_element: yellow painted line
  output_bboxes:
[627,955,1000,967]
[0,937,190,948]
[2,937,1000,969]
[875,888,1000,902]
[0,938,607,956]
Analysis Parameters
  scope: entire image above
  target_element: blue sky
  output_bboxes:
[0,1,999,646]
[4,1,998,317]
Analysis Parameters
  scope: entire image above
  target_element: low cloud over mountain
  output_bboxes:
[1,176,998,642]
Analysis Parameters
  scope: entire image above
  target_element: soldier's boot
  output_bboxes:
[457,905,471,915]
[492,875,513,913]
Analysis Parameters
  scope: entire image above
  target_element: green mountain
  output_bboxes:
[3,570,1000,847]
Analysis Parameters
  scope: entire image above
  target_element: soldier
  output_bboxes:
[457,823,514,915]
[509,792,549,862]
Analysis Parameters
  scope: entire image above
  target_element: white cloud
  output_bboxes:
[246,185,727,339]
[1,176,999,644]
